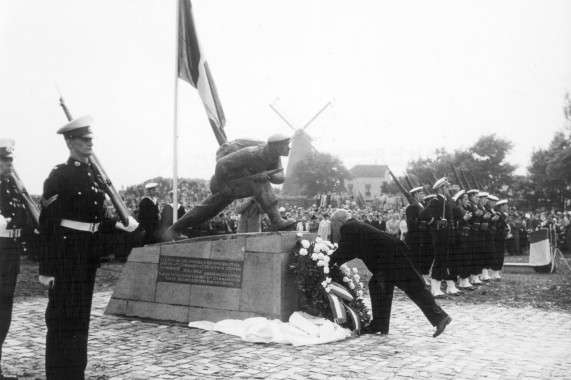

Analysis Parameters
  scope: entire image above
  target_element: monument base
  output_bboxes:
[105,232,317,323]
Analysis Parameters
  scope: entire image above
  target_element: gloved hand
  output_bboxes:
[115,216,139,233]
[39,275,55,288]
[0,215,11,234]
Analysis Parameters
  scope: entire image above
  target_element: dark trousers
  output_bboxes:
[491,235,505,271]
[405,231,431,275]
[368,270,449,334]
[431,229,454,281]
[0,239,21,370]
[45,232,99,380]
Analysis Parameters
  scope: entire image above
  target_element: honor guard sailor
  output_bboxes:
[138,182,160,245]
[38,116,139,379]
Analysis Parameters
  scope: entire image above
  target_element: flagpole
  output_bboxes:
[173,0,180,225]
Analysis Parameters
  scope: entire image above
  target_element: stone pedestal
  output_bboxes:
[105,232,316,323]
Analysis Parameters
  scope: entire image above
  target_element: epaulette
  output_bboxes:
[52,163,67,171]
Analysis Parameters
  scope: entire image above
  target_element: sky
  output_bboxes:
[1,0,571,194]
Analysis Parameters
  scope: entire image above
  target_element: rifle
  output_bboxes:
[461,169,473,189]
[404,173,414,189]
[10,169,40,229]
[387,167,417,206]
[448,160,466,191]
[470,171,484,191]
[411,170,433,194]
[58,96,132,226]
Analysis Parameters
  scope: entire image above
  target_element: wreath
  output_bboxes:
[289,235,371,331]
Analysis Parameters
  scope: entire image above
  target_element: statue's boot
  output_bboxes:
[256,197,296,231]
[253,182,296,231]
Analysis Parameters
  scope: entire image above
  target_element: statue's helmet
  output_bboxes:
[267,133,290,144]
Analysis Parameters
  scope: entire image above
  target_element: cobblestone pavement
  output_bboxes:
[3,291,571,380]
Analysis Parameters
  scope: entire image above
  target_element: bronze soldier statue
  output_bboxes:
[166,134,296,240]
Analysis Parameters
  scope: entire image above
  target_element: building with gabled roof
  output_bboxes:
[347,164,389,200]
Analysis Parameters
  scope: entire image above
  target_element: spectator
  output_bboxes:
[296,216,310,232]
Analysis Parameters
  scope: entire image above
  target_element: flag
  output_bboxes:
[178,0,227,145]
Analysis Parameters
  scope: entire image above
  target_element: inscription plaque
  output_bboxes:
[157,256,243,289]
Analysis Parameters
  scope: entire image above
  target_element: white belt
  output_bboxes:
[61,219,100,233]
[0,229,21,238]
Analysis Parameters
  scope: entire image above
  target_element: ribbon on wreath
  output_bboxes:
[325,281,361,333]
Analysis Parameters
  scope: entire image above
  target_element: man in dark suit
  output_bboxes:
[329,209,451,338]
[159,190,186,240]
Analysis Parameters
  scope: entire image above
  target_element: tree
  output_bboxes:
[527,128,571,209]
[406,134,517,198]
[291,152,352,197]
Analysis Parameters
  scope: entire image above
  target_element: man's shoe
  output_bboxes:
[360,325,386,335]
[433,316,452,338]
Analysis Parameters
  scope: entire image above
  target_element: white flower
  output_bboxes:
[315,237,323,243]
[358,282,364,289]
[343,276,350,283]
[326,277,332,283]
[314,243,327,253]
[333,243,339,248]
[340,264,350,275]
[323,256,330,263]
[327,249,334,256]
[311,253,318,261]
[301,239,310,249]
[299,248,308,256]
[349,282,355,290]
[325,285,331,293]
[317,252,325,260]
[321,280,328,288]
[325,241,333,248]
[352,268,358,274]
[357,290,364,297]
[354,274,360,282]
[317,260,325,267]
[323,266,330,274]
[296,232,303,237]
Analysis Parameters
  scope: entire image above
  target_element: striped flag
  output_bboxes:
[178,0,227,145]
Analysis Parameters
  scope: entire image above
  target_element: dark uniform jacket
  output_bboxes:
[0,176,28,235]
[138,196,159,238]
[39,157,115,277]
[330,218,422,281]
[0,176,28,287]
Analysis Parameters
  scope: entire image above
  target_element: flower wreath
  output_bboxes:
[289,235,371,333]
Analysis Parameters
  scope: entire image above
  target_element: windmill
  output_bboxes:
[270,100,332,196]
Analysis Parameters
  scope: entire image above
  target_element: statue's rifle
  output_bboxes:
[387,167,417,206]
[58,96,132,226]
[10,169,40,229]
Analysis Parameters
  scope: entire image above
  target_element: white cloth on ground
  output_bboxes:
[188,311,351,346]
